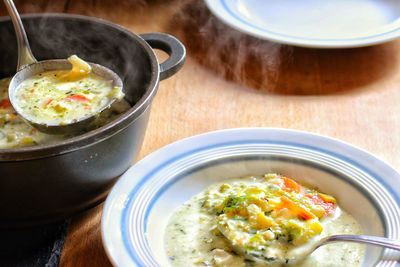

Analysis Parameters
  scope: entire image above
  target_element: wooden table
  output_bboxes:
[2,0,400,266]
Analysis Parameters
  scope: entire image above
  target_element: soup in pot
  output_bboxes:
[0,76,129,149]
[13,55,124,125]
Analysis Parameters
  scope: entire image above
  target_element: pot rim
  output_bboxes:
[0,13,160,162]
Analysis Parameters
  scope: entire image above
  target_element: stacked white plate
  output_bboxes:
[204,0,400,48]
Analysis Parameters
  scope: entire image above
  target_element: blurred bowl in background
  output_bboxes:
[205,0,400,48]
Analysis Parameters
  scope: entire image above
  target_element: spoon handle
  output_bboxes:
[3,0,37,70]
[323,235,400,251]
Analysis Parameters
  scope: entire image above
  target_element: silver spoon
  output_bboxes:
[4,0,123,135]
[286,234,400,262]
[219,225,400,264]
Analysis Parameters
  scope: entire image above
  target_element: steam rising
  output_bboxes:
[0,0,173,106]
[170,0,396,95]
[171,0,284,93]
[21,14,150,106]
[2,0,397,96]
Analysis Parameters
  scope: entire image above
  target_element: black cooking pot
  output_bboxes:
[0,14,185,228]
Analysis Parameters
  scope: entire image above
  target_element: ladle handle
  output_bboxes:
[3,0,37,70]
[140,33,186,81]
[322,235,400,251]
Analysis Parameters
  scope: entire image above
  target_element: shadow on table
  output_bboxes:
[0,220,69,267]
[0,0,177,24]
[169,0,398,96]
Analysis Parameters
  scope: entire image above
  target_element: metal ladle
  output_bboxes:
[219,222,400,264]
[4,0,123,135]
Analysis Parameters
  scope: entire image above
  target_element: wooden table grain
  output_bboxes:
[2,0,400,266]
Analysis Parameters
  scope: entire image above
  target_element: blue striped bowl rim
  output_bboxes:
[102,128,400,266]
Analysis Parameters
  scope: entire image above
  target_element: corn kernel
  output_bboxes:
[21,137,33,144]
[53,104,67,113]
[318,193,336,203]
[310,205,325,218]
[307,220,323,235]
[245,187,263,194]
[256,212,273,229]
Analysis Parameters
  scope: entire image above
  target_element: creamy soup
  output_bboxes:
[0,77,130,149]
[165,174,365,267]
[13,55,124,125]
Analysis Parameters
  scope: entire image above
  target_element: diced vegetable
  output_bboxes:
[305,193,336,216]
[270,176,301,193]
[44,99,53,106]
[65,94,89,101]
[203,174,337,252]
[279,196,316,220]
[53,104,68,113]
[318,193,336,203]
[21,137,33,144]
[247,204,273,229]
[59,55,92,82]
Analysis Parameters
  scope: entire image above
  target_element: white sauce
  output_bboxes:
[0,77,130,149]
[13,55,123,125]
[165,175,365,267]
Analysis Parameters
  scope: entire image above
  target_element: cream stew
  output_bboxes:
[165,174,365,267]
[0,77,130,149]
[13,55,124,125]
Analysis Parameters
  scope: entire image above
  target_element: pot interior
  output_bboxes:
[0,14,153,107]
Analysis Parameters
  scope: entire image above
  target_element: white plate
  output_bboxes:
[204,0,400,48]
[102,128,400,266]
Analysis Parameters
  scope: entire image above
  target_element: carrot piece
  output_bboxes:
[65,94,89,101]
[274,177,301,193]
[305,194,336,216]
[44,99,53,106]
[280,196,316,220]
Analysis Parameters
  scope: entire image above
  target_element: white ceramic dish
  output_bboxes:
[204,0,400,48]
[102,128,400,266]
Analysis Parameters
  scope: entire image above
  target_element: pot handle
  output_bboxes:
[140,33,186,81]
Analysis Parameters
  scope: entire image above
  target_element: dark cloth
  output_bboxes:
[0,220,70,267]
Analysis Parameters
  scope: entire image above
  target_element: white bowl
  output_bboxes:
[204,0,400,48]
[102,128,400,266]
